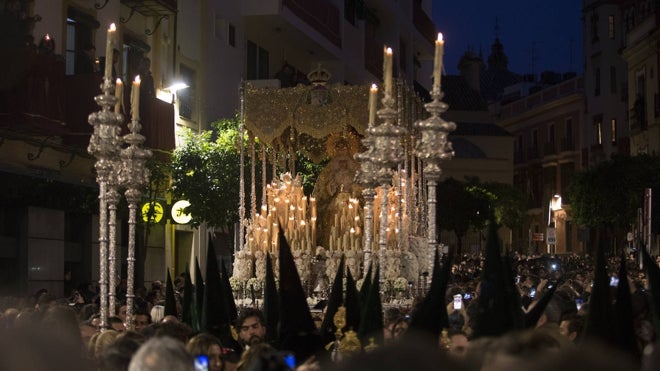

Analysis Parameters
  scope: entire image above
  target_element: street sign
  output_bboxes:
[627,232,634,242]
[546,227,556,244]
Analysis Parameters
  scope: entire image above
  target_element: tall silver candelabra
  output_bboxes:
[369,93,406,286]
[107,177,121,317]
[414,89,455,280]
[87,79,123,329]
[355,135,379,277]
[119,116,152,331]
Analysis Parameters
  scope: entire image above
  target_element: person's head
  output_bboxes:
[559,314,584,343]
[108,316,126,332]
[391,317,410,340]
[187,333,225,371]
[447,329,469,358]
[83,43,96,57]
[133,311,152,333]
[117,304,128,323]
[93,329,120,360]
[128,336,194,371]
[97,335,142,371]
[150,305,165,323]
[236,308,266,347]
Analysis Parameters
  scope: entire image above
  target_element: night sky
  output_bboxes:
[432,0,583,76]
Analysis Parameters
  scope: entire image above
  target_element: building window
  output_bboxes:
[608,15,615,39]
[591,11,599,43]
[246,40,269,80]
[611,118,617,144]
[593,116,602,145]
[594,68,601,96]
[345,0,357,26]
[548,123,555,145]
[228,23,236,47]
[66,8,97,76]
[565,118,573,148]
[178,64,195,120]
[399,39,407,73]
[610,66,617,94]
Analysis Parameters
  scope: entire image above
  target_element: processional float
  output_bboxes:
[233,33,455,304]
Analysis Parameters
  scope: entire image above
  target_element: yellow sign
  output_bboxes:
[171,200,192,224]
[141,201,164,223]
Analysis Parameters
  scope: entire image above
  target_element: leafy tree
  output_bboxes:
[481,181,528,230]
[437,177,527,256]
[170,118,255,228]
[436,178,485,257]
[566,154,660,252]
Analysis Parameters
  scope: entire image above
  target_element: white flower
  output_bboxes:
[393,277,409,292]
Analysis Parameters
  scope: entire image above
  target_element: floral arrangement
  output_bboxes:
[229,276,243,293]
[393,277,409,292]
[246,277,263,293]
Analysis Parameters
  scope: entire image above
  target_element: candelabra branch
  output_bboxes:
[413,84,455,281]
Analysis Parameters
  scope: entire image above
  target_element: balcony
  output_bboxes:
[120,0,177,16]
[0,49,174,158]
[412,0,436,44]
[283,0,341,48]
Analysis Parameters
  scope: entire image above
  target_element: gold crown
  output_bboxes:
[307,63,331,85]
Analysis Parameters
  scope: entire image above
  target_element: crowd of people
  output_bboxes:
[2,249,660,370]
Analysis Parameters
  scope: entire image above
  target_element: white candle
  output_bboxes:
[131,75,141,121]
[114,79,123,114]
[383,47,393,97]
[368,84,378,126]
[105,23,116,81]
[433,33,444,93]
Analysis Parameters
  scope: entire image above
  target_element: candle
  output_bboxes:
[433,33,444,93]
[383,47,393,97]
[368,84,378,126]
[104,23,116,81]
[114,79,123,114]
[131,75,141,121]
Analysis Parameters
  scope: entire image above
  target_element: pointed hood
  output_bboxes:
[164,268,178,317]
[320,254,346,345]
[202,237,232,344]
[472,220,522,338]
[194,258,205,329]
[359,262,373,309]
[409,247,450,339]
[614,253,639,358]
[524,284,557,328]
[502,251,525,329]
[345,266,361,332]
[263,252,279,343]
[358,264,383,347]
[642,248,660,335]
[220,258,238,323]
[181,268,198,331]
[277,233,323,361]
[581,237,614,344]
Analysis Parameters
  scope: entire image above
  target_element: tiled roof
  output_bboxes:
[451,122,511,137]
[442,75,488,111]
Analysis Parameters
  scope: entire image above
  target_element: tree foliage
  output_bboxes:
[567,154,660,238]
[436,177,527,256]
[170,118,251,228]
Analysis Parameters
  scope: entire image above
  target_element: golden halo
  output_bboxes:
[325,130,360,158]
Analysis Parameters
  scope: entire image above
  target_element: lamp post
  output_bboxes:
[547,194,562,255]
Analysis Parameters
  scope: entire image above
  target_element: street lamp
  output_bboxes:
[547,194,562,254]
